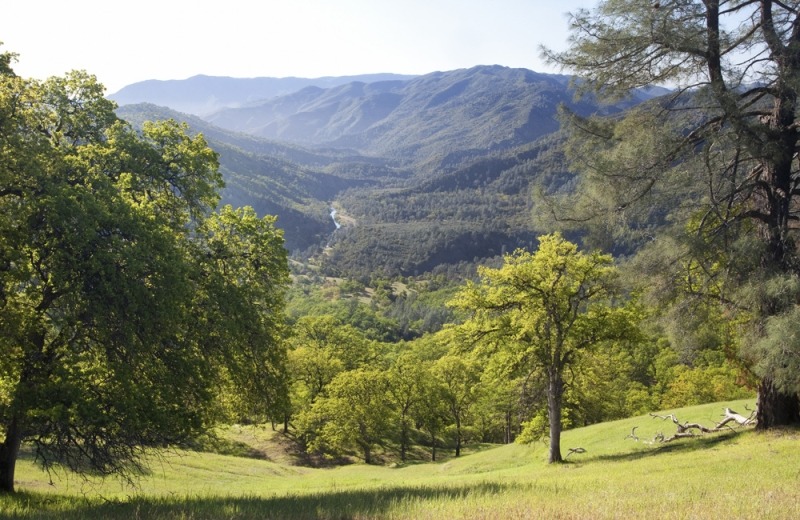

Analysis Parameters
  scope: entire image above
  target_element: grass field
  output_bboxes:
[2,398,799,519]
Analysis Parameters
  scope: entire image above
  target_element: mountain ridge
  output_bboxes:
[109,73,418,116]
[204,66,602,164]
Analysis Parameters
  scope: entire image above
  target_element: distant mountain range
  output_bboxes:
[113,66,668,275]
[109,73,418,116]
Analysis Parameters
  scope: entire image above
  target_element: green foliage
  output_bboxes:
[387,353,428,462]
[432,355,482,457]
[0,61,289,491]
[300,369,392,463]
[660,363,753,409]
[516,411,550,445]
[285,232,754,463]
[286,314,378,419]
[451,233,642,462]
[545,0,800,425]
[749,306,800,395]
[194,206,290,422]
[287,273,459,341]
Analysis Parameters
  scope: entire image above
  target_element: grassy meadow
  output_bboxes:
[2,398,798,519]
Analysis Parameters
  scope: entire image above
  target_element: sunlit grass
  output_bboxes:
[3,398,799,519]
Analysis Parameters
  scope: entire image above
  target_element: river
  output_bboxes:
[330,208,341,229]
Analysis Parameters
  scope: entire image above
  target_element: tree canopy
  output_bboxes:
[450,233,640,463]
[0,52,289,492]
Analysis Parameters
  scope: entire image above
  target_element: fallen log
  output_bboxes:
[715,407,755,428]
[639,406,756,443]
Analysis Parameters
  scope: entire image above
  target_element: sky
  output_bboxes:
[2,0,594,94]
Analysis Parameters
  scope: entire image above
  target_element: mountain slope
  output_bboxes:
[323,132,570,277]
[113,67,663,272]
[204,65,642,168]
[116,104,403,252]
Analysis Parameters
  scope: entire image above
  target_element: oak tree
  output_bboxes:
[450,233,639,463]
[0,54,289,492]
[432,355,481,458]
[302,368,392,464]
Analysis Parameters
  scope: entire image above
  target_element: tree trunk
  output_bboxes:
[400,417,409,463]
[363,444,371,464]
[0,418,22,493]
[755,67,800,430]
[547,367,564,464]
[756,377,800,429]
[454,415,462,457]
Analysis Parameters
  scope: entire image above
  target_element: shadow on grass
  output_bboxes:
[592,430,741,464]
[2,481,529,520]
[0,482,530,520]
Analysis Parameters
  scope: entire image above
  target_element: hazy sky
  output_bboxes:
[2,1,594,94]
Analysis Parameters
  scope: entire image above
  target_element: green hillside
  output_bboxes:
[324,133,570,277]
[116,102,575,276]
[5,400,797,519]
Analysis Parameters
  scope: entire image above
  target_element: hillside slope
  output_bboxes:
[10,399,799,519]
[117,104,406,252]
[323,132,570,277]
[113,67,663,272]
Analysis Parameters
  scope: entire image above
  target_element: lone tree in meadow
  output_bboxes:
[0,51,289,493]
[450,233,640,463]
[543,0,800,428]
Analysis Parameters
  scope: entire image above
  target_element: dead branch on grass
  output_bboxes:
[625,407,756,443]
[566,447,586,458]
[649,407,755,442]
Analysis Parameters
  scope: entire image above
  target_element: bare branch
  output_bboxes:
[645,407,756,443]
[566,447,587,458]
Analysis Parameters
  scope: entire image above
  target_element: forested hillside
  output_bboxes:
[117,104,409,253]
[205,65,655,165]
[325,133,571,277]
[111,57,774,465]
[116,66,648,270]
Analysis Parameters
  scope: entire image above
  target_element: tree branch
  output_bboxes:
[645,407,755,443]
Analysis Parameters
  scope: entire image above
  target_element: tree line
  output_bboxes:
[282,234,751,465]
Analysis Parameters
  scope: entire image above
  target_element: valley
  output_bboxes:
[115,65,652,276]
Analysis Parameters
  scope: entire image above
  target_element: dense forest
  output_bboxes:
[4,0,800,494]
